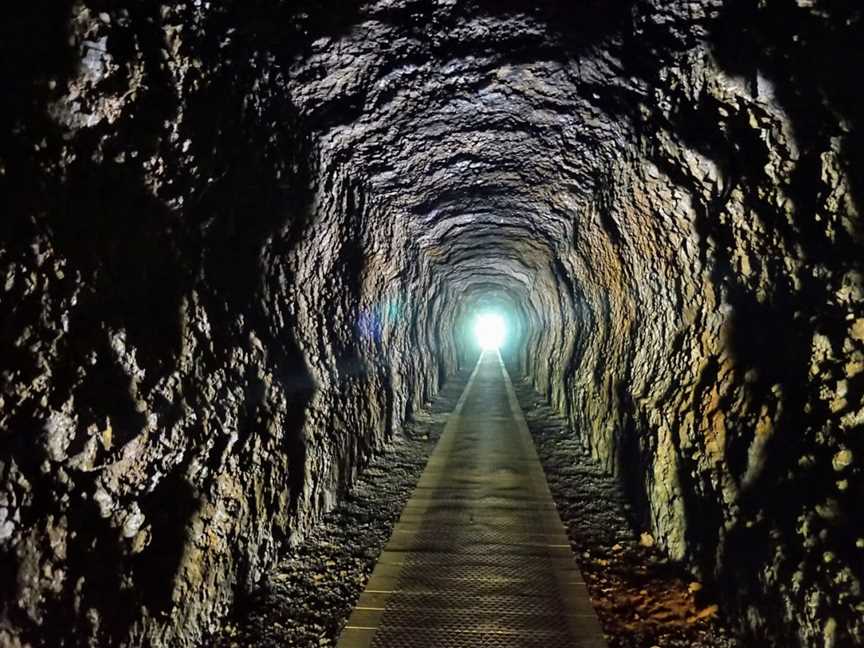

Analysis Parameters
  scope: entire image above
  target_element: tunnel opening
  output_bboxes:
[453,289,527,375]
[473,312,506,351]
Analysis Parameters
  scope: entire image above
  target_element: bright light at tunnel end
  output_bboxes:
[474,313,507,350]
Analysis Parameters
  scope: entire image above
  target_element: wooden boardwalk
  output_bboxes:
[337,350,608,648]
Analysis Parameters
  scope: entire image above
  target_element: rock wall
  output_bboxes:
[1,3,458,646]
[1,1,862,647]
[521,2,864,646]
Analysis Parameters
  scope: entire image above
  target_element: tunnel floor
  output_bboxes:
[337,351,607,648]
[215,360,742,648]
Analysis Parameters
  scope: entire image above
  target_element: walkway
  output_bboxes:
[337,350,608,648]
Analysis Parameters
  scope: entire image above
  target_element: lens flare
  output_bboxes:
[473,313,506,350]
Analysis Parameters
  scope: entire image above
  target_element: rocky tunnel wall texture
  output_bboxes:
[1,1,862,647]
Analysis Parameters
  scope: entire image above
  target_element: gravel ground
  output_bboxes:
[512,376,745,648]
[211,370,471,648]
[213,367,745,648]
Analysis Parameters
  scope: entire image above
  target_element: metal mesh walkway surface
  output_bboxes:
[337,351,608,648]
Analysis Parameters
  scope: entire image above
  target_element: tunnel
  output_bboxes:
[1,1,863,646]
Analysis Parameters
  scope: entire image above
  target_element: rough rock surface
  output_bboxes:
[2,3,457,645]
[514,376,741,648]
[212,370,468,648]
[1,1,862,647]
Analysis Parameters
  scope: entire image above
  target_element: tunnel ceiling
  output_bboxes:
[286,0,645,308]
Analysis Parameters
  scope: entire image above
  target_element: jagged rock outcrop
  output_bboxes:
[1,3,455,645]
[1,1,861,647]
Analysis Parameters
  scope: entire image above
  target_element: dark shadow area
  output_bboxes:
[710,0,864,255]
[133,474,202,615]
[614,381,653,533]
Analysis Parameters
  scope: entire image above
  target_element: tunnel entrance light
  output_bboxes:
[474,313,506,350]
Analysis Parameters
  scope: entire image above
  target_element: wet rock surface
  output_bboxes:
[211,371,470,648]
